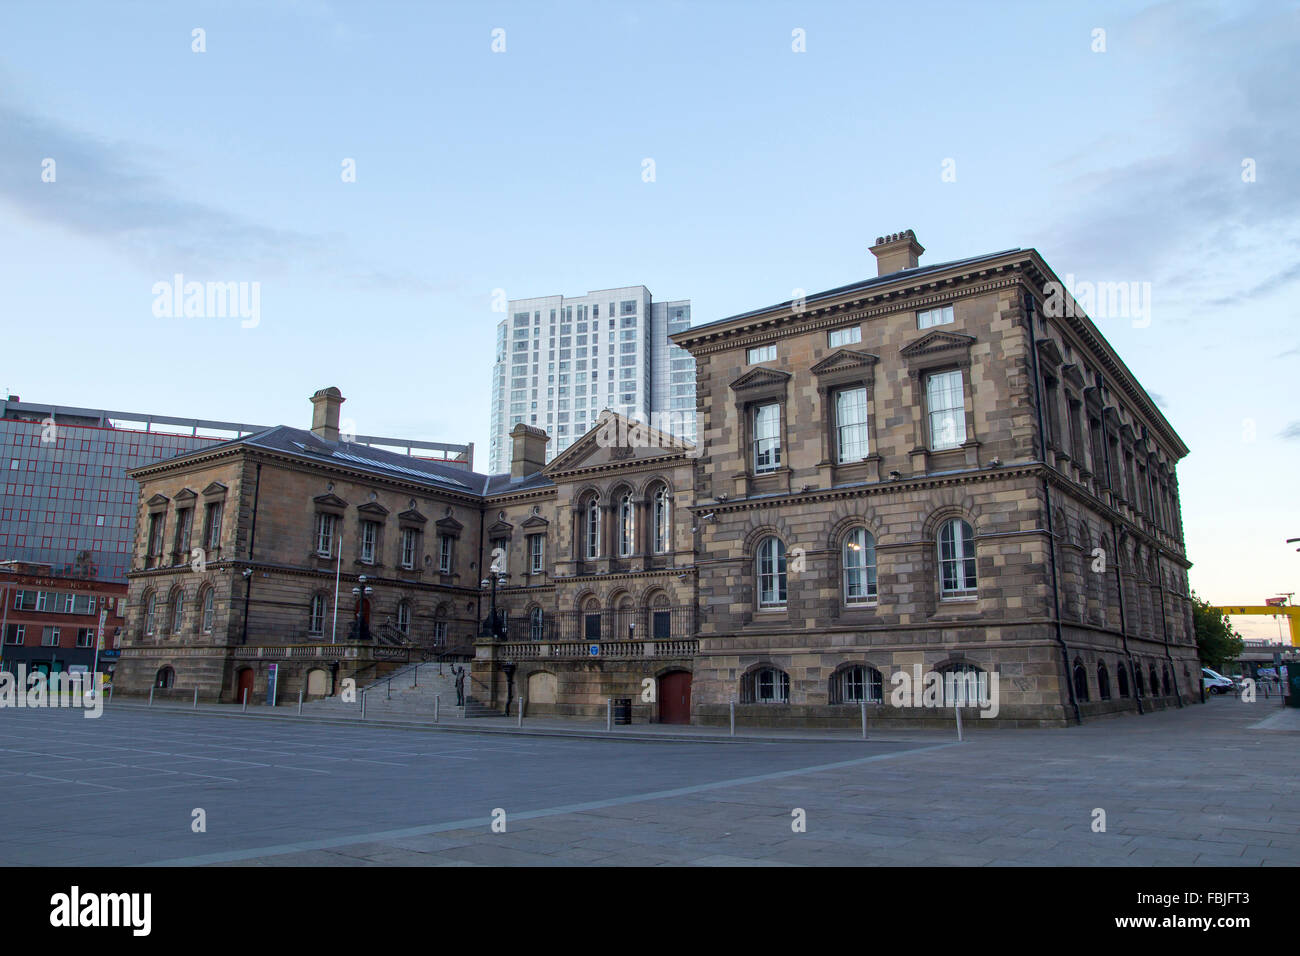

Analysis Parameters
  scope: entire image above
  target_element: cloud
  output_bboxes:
[1280,421,1300,441]
[1034,4,1300,309]
[0,101,431,293]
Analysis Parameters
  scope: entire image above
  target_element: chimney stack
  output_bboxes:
[870,230,924,276]
[510,423,549,479]
[309,387,345,442]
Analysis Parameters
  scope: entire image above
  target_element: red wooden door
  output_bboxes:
[659,671,692,724]
[235,668,255,704]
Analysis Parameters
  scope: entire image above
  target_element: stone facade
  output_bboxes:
[115,233,1199,727]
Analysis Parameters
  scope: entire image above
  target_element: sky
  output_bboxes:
[1,0,1296,638]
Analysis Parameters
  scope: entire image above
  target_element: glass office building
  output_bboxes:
[487,287,696,473]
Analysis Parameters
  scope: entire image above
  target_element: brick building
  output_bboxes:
[115,233,1198,726]
[0,561,126,682]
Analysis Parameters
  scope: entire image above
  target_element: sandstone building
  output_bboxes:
[116,234,1198,726]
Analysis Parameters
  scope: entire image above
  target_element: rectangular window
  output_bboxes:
[529,534,544,573]
[204,501,223,550]
[835,387,870,462]
[41,626,60,647]
[315,513,336,556]
[828,326,862,347]
[747,345,776,364]
[173,507,192,556]
[3,624,23,645]
[76,627,94,648]
[400,528,416,568]
[360,520,377,563]
[917,305,955,329]
[926,370,966,450]
[439,534,453,574]
[752,403,781,474]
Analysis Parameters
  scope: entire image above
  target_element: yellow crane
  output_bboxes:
[1213,605,1300,646]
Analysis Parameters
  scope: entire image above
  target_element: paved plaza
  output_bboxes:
[0,695,1295,866]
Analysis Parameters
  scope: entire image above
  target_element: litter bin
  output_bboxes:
[613,697,632,724]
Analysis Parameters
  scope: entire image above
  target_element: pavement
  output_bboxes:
[0,694,1295,866]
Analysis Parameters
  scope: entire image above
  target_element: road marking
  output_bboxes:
[144,741,959,867]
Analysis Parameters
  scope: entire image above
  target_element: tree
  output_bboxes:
[1191,593,1245,672]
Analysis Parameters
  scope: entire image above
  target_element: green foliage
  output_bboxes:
[1191,593,1245,671]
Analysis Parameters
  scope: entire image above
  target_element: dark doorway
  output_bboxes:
[235,667,255,704]
[658,671,692,724]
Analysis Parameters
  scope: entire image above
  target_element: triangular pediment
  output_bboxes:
[146,493,170,507]
[435,515,464,534]
[899,330,976,360]
[173,488,197,502]
[728,366,792,392]
[545,411,694,474]
[201,481,228,497]
[521,513,550,530]
[488,519,514,538]
[398,508,427,525]
[357,501,390,517]
[313,493,349,509]
[811,349,880,375]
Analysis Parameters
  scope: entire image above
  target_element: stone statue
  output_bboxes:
[452,665,466,706]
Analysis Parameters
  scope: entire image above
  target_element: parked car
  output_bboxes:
[1202,668,1234,694]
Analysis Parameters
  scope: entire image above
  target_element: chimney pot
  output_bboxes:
[869,229,925,277]
[309,387,345,442]
[510,423,549,479]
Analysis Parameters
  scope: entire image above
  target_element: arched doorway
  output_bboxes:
[658,671,692,724]
[527,671,557,704]
[155,666,175,689]
[235,667,255,704]
[306,668,328,697]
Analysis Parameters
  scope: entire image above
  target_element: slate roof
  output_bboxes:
[134,424,554,498]
[680,249,1021,335]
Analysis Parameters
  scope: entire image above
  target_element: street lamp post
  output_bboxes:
[350,574,374,641]
[480,573,507,640]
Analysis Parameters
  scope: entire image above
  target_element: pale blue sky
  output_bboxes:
[1,0,1296,634]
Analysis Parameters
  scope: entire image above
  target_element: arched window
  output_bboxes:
[1097,662,1111,701]
[1162,664,1172,697]
[144,592,157,635]
[1073,659,1090,702]
[584,497,601,560]
[201,588,215,633]
[742,666,790,703]
[583,597,601,641]
[1134,665,1145,697]
[1148,665,1160,697]
[830,664,882,703]
[308,594,326,635]
[842,528,878,605]
[757,537,787,608]
[396,600,411,634]
[170,591,183,634]
[938,518,977,598]
[652,486,670,554]
[939,662,987,706]
[618,492,635,557]
[1116,661,1130,698]
[529,606,544,641]
[155,666,174,688]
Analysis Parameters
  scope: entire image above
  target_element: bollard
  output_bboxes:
[107,684,113,704]
[193,687,199,710]
[387,678,391,700]
[860,699,867,739]
[606,697,612,732]
[729,698,735,737]
[435,694,440,723]
[361,690,367,720]
[297,688,303,716]
[955,702,963,742]
[413,664,418,689]
[149,686,154,708]
[242,687,248,713]
[518,696,524,728]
